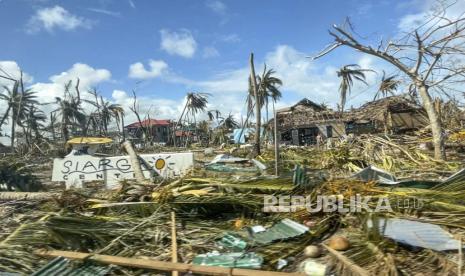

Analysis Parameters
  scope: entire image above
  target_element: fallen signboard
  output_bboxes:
[52,152,194,189]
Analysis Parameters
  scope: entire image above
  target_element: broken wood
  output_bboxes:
[171,211,178,276]
[35,249,306,276]
[0,192,58,201]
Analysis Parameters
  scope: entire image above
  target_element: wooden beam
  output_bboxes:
[35,249,306,276]
[171,212,178,276]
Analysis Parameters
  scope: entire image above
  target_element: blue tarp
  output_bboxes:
[232,128,264,144]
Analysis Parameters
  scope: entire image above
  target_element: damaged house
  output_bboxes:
[276,98,345,145]
[344,96,428,135]
[276,96,428,145]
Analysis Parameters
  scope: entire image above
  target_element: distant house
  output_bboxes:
[125,119,171,143]
[276,98,344,145]
[275,96,427,145]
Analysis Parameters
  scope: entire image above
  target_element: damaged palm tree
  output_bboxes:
[336,64,371,112]
[314,3,465,160]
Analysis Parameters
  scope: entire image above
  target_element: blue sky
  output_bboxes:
[0,0,436,124]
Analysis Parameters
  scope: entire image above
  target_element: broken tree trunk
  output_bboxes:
[418,83,445,160]
[0,192,58,201]
[122,141,145,183]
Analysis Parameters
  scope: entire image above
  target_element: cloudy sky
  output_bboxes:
[0,0,455,128]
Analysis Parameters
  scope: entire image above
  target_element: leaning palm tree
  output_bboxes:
[375,71,400,100]
[336,64,371,112]
[0,79,38,151]
[174,92,209,146]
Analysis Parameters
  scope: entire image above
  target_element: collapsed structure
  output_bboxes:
[276,96,428,145]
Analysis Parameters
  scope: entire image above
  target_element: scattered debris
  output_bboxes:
[372,218,465,251]
[298,259,327,276]
[351,165,399,185]
[249,219,309,245]
[192,251,264,269]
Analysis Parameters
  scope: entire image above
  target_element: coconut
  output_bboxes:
[304,245,321,258]
[304,220,316,228]
[328,236,350,251]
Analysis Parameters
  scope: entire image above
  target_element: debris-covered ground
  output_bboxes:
[1,134,465,276]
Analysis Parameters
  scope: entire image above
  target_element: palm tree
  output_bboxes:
[375,71,400,100]
[220,113,239,129]
[21,104,46,145]
[108,102,125,139]
[257,66,283,122]
[336,64,371,112]
[54,96,86,142]
[244,65,282,145]
[0,79,38,151]
[174,92,209,146]
[86,95,124,136]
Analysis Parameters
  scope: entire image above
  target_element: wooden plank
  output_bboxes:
[171,211,178,276]
[35,249,306,276]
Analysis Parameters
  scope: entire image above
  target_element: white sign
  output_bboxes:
[52,152,194,189]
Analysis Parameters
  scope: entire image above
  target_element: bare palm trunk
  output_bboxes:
[249,53,260,155]
[173,102,188,147]
[121,115,125,142]
[273,101,279,176]
[10,111,15,153]
[62,117,69,142]
[50,113,56,141]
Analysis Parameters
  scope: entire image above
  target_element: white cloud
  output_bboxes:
[27,5,92,33]
[49,63,111,88]
[205,0,230,24]
[87,8,121,17]
[160,29,197,58]
[202,46,220,58]
[221,34,240,43]
[128,60,168,79]
[206,0,227,15]
[111,89,182,122]
[165,45,384,113]
[398,0,465,33]
[30,63,111,104]
[0,61,33,86]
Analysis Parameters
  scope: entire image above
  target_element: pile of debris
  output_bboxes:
[0,136,464,275]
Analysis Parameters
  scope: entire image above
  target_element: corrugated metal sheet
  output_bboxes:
[373,218,464,251]
[192,252,263,269]
[351,165,399,185]
[250,219,309,245]
[31,257,112,276]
